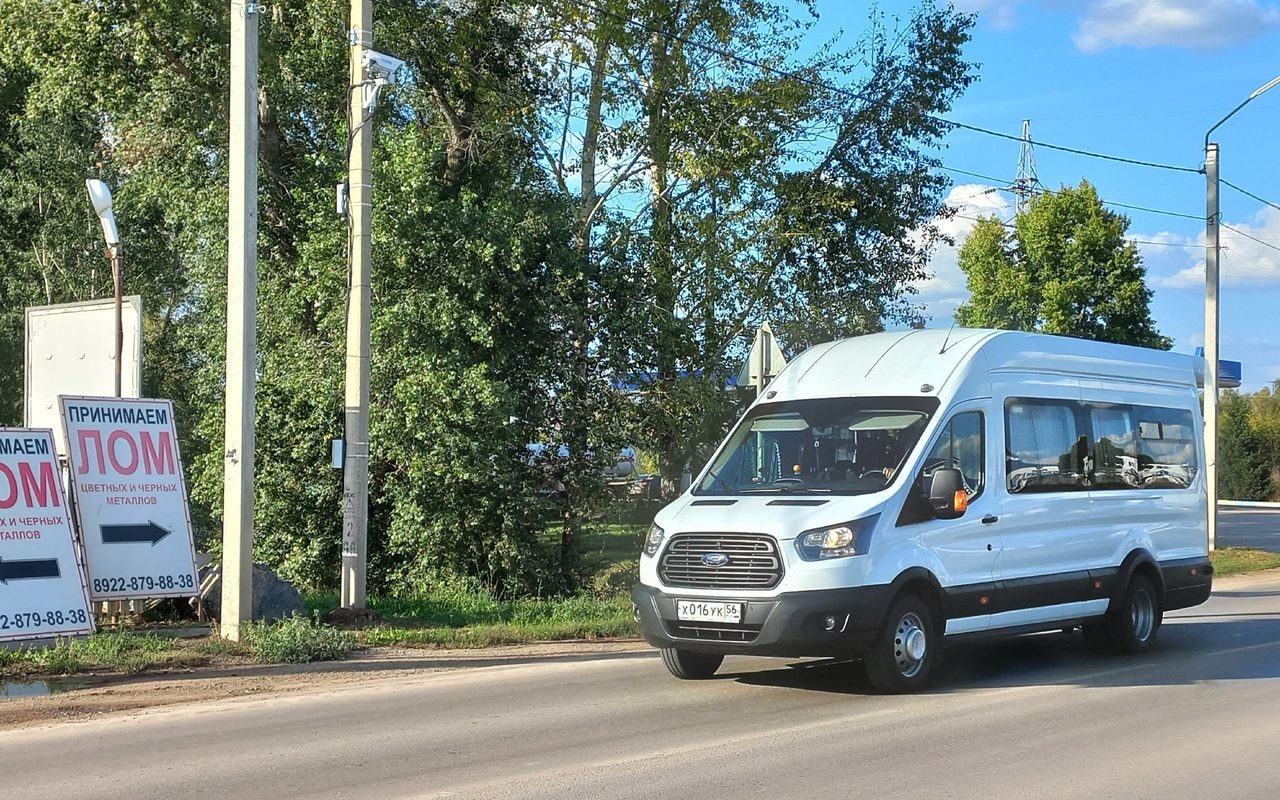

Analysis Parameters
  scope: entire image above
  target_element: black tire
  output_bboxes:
[660,648,724,679]
[1082,623,1111,653]
[863,592,939,694]
[1105,573,1162,654]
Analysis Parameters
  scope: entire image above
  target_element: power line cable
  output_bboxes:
[935,165,1203,221]
[1221,223,1280,254]
[562,0,1202,175]
[1221,178,1280,216]
[949,213,1197,249]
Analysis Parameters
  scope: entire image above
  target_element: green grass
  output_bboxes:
[1211,547,1280,577]
[306,588,637,649]
[0,631,250,679]
[244,617,355,663]
[300,516,646,651]
[358,616,637,649]
[580,522,647,574]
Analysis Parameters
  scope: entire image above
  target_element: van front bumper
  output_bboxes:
[632,583,893,658]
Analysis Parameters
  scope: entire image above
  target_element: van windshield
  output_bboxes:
[695,397,939,496]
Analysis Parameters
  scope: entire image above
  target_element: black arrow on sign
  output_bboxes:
[0,557,61,584]
[101,522,172,546]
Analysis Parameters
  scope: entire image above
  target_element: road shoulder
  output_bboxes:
[0,639,649,731]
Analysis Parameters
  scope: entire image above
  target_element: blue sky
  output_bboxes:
[819,0,1280,389]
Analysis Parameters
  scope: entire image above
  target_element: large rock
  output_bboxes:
[204,563,306,622]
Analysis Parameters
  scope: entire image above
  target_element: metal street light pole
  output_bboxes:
[1203,74,1280,553]
[85,179,122,396]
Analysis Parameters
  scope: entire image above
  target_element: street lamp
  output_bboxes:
[85,178,124,398]
[1203,73,1280,552]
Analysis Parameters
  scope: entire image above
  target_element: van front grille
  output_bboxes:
[659,533,783,590]
[664,620,763,642]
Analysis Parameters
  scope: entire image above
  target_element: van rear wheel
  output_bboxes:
[863,593,939,694]
[660,648,724,679]
[1105,573,1162,654]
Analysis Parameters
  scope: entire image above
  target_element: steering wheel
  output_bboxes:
[858,469,890,485]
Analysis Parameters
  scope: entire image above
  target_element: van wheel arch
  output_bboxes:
[887,568,946,627]
[1115,550,1165,611]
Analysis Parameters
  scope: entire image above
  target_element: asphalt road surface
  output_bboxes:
[6,572,1280,800]
[1219,508,1280,552]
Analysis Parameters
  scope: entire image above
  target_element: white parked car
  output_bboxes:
[633,329,1212,692]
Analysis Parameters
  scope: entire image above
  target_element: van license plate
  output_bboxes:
[676,600,742,623]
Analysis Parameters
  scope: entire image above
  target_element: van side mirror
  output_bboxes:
[928,468,967,519]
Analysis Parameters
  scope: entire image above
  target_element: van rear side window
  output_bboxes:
[1136,408,1197,489]
[1090,405,1139,489]
[1005,399,1198,493]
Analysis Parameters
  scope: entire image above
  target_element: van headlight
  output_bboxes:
[795,515,879,561]
[643,523,666,557]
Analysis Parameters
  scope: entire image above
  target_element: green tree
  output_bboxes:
[1220,391,1273,502]
[0,0,979,597]
[537,0,978,494]
[954,180,1171,349]
[1244,382,1280,499]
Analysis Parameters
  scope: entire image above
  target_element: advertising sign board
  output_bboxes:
[25,297,143,456]
[60,397,198,601]
[0,429,95,641]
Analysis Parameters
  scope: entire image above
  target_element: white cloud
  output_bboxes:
[953,0,1026,29]
[912,184,1014,323]
[1074,0,1280,52]
[1142,207,1280,288]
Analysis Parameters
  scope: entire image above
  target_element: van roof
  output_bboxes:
[765,329,1202,401]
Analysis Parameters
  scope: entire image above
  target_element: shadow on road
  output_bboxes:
[728,616,1280,696]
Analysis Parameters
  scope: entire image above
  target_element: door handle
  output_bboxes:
[981,514,999,524]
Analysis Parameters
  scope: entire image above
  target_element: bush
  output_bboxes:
[590,560,638,597]
[244,616,355,664]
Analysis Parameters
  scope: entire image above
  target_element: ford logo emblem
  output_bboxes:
[701,552,730,567]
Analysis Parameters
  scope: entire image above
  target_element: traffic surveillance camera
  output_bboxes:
[362,50,406,83]
[360,50,408,113]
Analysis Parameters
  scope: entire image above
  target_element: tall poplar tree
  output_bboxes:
[954,180,1171,349]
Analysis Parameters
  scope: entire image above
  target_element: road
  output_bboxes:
[5,571,1280,800]
[1219,507,1280,552]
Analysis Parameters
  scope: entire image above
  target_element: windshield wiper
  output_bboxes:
[739,485,833,495]
[701,467,737,495]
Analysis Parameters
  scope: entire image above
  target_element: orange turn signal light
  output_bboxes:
[953,490,968,513]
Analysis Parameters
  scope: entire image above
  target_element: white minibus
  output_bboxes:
[633,329,1213,692]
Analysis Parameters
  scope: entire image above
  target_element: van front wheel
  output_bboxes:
[863,593,939,694]
[660,648,724,679]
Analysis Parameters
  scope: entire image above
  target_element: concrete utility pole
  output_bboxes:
[341,0,373,609]
[221,0,260,640]
[1203,143,1219,553]
[1203,74,1280,553]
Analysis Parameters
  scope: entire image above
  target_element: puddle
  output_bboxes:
[0,681,68,700]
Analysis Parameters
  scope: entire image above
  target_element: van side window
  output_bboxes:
[1090,405,1139,489]
[924,411,984,499]
[1137,408,1197,489]
[1006,400,1088,493]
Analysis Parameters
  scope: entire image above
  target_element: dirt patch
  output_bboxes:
[0,640,648,731]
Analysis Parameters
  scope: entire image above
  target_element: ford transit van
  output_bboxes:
[632,329,1213,692]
